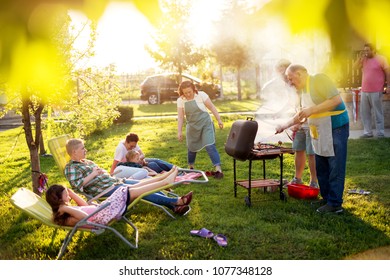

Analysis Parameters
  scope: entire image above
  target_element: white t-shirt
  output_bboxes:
[177,91,209,112]
[113,141,142,163]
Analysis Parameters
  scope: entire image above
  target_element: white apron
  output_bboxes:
[301,89,345,157]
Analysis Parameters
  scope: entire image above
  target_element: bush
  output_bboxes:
[114,105,134,123]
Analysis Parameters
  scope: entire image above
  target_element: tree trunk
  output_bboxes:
[39,134,47,155]
[22,97,42,195]
[255,64,261,98]
[237,68,242,101]
[219,65,224,98]
[178,66,183,83]
[36,105,46,155]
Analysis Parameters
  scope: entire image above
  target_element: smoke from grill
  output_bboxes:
[254,77,297,144]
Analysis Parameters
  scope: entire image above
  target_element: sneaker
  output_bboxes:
[359,134,373,139]
[316,204,343,214]
[309,181,319,188]
[377,134,385,138]
[310,199,327,208]
[290,177,303,184]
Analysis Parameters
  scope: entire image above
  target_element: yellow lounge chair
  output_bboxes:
[11,172,205,259]
[10,187,138,259]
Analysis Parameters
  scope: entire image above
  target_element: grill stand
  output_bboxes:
[233,151,292,207]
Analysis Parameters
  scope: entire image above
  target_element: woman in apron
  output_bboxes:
[276,64,349,214]
[177,81,224,179]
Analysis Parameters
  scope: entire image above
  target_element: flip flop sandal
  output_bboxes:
[190,228,214,239]
[213,234,228,247]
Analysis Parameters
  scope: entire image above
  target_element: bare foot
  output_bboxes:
[159,165,176,178]
[164,166,178,185]
[134,166,177,186]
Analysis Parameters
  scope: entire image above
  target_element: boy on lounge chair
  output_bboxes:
[64,138,192,215]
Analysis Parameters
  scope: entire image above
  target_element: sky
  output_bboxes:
[70,0,228,74]
[70,2,156,73]
[69,0,330,75]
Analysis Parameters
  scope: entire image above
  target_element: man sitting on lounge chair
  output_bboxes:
[64,138,192,215]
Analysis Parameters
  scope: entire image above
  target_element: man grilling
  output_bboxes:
[275,64,349,214]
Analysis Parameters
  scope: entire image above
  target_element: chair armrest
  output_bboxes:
[73,202,111,230]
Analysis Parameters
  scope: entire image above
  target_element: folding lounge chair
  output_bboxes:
[47,135,209,219]
[11,171,207,259]
[10,187,138,260]
[47,134,71,175]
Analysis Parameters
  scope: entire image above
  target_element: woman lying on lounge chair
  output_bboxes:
[46,167,192,226]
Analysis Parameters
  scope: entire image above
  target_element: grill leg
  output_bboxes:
[279,154,287,202]
[233,159,237,197]
[263,159,266,193]
[247,160,252,207]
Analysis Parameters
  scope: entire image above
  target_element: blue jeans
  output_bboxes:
[102,182,178,210]
[315,123,349,207]
[122,180,177,209]
[188,143,221,167]
[142,192,177,210]
[146,158,173,173]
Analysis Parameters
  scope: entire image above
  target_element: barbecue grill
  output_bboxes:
[225,118,294,207]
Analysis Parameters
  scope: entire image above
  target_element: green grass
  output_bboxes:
[0,106,389,260]
[131,99,260,117]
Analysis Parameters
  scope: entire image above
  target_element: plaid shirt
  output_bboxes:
[64,159,122,197]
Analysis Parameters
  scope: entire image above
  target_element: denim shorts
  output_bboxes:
[292,128,314,155]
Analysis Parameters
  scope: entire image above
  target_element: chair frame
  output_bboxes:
[11,171,207,259]
[10,187,139,260]
[11,167,208,259]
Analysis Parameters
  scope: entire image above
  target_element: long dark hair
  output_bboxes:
[45,184,71,226]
